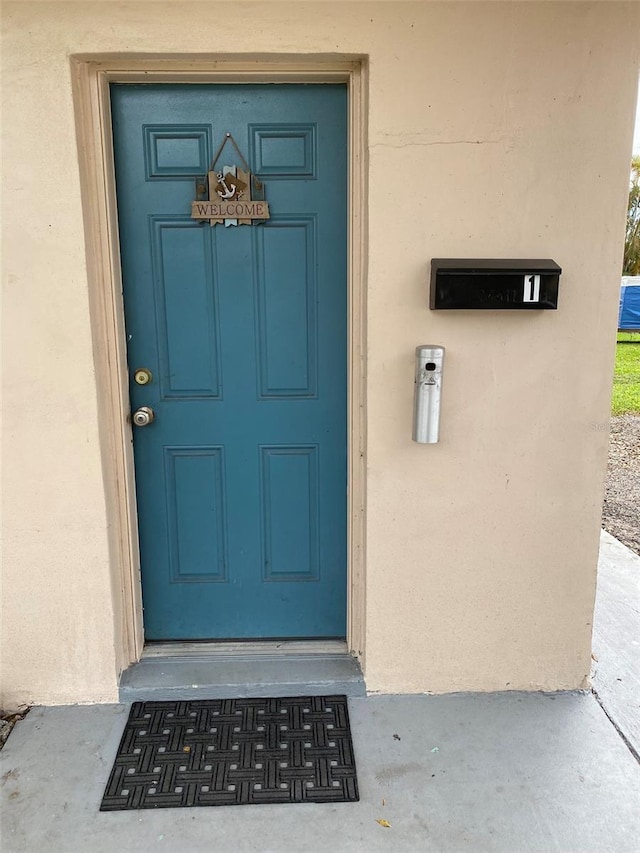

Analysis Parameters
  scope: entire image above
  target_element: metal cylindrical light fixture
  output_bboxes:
[412,345,445,444]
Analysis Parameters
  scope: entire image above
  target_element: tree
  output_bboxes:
[623,156,640,275]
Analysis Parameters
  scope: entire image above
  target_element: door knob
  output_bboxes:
[132,406,155,427]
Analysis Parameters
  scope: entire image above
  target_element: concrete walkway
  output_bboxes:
[592,531,640,759]
[1,532,639,853]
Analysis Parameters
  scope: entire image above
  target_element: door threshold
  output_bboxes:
[120,640,364,702]
[142,639,348,659]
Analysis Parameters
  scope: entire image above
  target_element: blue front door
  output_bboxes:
[111,84,347,640]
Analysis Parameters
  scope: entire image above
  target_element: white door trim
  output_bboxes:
[70,54,368,674]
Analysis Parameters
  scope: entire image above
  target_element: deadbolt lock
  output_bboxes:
[134,368,153,386]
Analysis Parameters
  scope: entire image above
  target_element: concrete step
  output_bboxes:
[119,651,366,702]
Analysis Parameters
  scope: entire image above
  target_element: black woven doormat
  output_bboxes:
[101,695,358,810]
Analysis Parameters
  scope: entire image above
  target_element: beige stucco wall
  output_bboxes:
[2,1,639,705]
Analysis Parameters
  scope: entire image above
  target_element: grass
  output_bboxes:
[612,332,640,414]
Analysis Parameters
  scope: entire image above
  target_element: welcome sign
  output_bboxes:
[191,199,269,221]
[191,133,270,227]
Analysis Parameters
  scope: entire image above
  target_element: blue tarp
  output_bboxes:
[619,277,640,330]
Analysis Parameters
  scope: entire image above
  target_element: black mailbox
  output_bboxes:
[430,259,561,310]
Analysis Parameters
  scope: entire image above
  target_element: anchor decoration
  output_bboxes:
[191,133,270,227]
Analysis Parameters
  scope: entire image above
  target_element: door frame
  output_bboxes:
[70,54,368,673]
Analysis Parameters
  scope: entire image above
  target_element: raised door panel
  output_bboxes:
[255,217,317,399]
[151,218,221,399]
